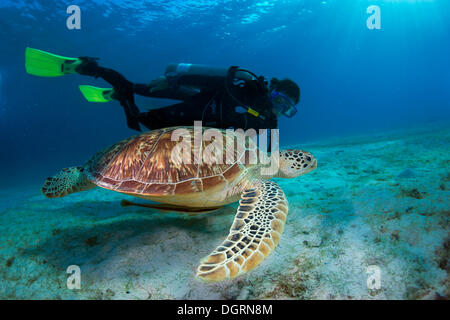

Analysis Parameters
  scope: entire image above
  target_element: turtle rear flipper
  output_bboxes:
[196,180,288,282]
[42,166,95,198]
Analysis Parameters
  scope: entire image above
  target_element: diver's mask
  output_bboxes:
[270,91,297,118]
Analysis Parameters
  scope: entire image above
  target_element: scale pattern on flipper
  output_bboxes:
[42,166,94,198]
[196,180,288,282]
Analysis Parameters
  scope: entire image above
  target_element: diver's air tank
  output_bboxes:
[165,63,228,89]
[165,63,252,89]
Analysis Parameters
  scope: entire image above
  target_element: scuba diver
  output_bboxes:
[25,47,300,133]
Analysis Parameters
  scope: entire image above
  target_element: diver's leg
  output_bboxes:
[76,61,144,131]
[76,60,135,92]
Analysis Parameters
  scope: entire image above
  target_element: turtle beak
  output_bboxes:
[311,158,317,170]
[301,153,317,175]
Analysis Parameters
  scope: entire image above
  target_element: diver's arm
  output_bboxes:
[173,69,253,92]
[133,82,199,101]
[136,67,256,101]
[152,65,253,96]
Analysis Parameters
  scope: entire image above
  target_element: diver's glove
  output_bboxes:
[75,57,100,76]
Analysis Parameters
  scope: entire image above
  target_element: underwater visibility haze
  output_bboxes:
[0,0,449,300]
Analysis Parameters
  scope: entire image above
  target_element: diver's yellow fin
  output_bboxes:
[25,47,82,77]
[79,85,115,103]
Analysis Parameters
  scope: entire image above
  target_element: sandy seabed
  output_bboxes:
[0,124,448,300]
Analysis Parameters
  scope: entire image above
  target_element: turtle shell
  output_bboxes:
[85,127,258,197]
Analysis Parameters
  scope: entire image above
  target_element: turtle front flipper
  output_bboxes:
[42,166,95,198]
[196,180,288,282]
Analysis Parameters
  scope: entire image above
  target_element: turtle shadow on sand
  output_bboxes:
[22,200,237,277]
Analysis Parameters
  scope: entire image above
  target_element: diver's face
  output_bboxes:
[270,91,297,118]
[272,103,283,117]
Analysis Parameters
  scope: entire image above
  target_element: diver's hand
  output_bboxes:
[149,76,169,93]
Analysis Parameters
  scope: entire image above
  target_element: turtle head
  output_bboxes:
[276,149,317,178]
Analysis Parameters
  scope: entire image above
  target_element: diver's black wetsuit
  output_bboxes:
[76,61,278,132]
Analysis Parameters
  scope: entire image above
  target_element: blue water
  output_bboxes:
[0,0,449,185]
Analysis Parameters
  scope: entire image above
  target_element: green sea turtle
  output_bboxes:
[42,127,317,282]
